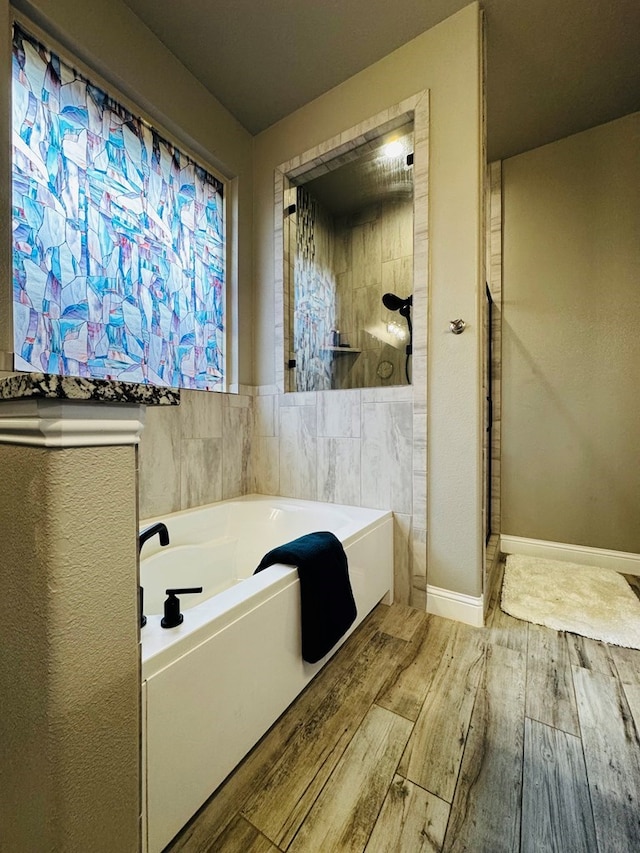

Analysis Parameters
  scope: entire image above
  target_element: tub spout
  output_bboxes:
[139,522,170,552]
[138,522,170,628]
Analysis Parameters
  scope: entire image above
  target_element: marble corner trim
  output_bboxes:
[273,168,286,393]
[0,399,145,447]
[0,372,179,407]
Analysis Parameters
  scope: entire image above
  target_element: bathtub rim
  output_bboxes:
[139,493,388,555]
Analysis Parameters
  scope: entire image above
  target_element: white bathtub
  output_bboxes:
[140,494,393,853]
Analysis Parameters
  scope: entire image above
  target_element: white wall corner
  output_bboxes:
[426,585,484,627]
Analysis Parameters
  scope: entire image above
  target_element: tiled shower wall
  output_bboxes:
[138,382,422,608]
[288,189,413,393]
[291,186,336,391]
[334,199,413,389]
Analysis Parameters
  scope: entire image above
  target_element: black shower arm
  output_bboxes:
[400,304,412,335]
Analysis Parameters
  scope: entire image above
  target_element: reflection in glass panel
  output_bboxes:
[285,122,414,391]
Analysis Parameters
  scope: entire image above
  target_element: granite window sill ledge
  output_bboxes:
[0,373,180,407]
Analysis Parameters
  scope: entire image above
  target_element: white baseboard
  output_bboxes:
[427,585,484,627]
[500,535,640,576]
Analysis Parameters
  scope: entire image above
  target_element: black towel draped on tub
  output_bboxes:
[254,531,357,664]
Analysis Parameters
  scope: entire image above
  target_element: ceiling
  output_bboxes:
[122,0,640,161]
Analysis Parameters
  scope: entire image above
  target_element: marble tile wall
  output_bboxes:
[138,381,423,608]
[253,383,422,608]
[138,389,253,520]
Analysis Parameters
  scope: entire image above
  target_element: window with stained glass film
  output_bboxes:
[11,24,225,390]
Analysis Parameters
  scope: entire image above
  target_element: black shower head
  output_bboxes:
[382,292,412,317]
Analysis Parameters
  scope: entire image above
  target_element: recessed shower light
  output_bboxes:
[382,140,404,159]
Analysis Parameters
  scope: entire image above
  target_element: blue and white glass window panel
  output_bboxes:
[11,24,225,390]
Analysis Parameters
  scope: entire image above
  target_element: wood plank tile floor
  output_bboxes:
[165,563,640,852]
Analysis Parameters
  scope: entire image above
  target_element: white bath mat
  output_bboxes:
[501,554,640,649]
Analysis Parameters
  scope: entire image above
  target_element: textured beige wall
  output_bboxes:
[0,444,139,852]
[253,4,484,596]
[502,112,640,553]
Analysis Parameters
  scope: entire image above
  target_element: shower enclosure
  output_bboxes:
[283,121,415,391]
